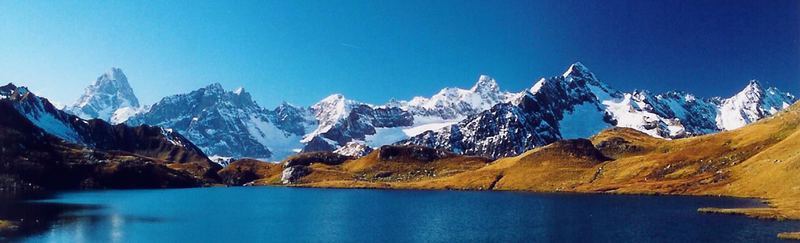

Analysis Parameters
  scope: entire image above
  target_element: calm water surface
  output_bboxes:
[9,187,800,242]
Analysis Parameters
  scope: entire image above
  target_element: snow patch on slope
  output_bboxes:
[24,106,82,144]
[558,102,610,139]
[244,115,304,161]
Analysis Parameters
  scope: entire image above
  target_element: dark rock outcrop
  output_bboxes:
[283,152,353,167]
[377,145,453,162]
[544,139,611,162]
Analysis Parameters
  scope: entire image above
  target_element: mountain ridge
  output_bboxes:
[399,63,796,158]
[51,64,797,161]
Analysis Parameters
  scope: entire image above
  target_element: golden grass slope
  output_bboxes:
[296,146,491,187]
[397,139,609,191]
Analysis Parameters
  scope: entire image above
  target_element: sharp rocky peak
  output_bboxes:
[97,67,127,83]
[562,62,595,80]
[740,80,763,94]
[321,93,346,102]
[277,101,300,109]
[233,86,245,95]
[314,93,358,109]
[0,83,31,98]
[69,68,141,123]
[203,83,225,93]
[470,75,500,93]
[0,83,18,95]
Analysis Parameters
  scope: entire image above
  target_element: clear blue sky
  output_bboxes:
[1,0,798,108]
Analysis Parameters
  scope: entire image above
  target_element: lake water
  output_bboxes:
[7,187,800,242]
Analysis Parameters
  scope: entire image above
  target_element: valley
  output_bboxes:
[1,63,798,240]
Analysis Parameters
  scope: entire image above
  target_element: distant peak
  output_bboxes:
[0,83,28,97]
[745,79,762,89]
[735,80,765,97]
[1,82,17,90]
[233,86,245,95]
[205,83,225,91]
[278,101,299,108]
[470,75,499,93]
[562,62,594,79]
[70,67,140,119]
[320,93,346,103]
[631,90,652,100]
[96,67,128,85]
[108,67,124,75]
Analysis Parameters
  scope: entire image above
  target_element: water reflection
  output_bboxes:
[10,188,800,242]
[0,200,97,241]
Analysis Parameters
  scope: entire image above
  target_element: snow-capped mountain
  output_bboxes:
[399,63,614,158]
[300,94,414,152]
[301,75,517,156]
[65,64,794,161]
[389,75,514,120]
[715,80,796,130]
[126,83,307,160]
[0,83,209,163]
[118,74,514,161]
[399,63,796,158]
[68,68,143,124]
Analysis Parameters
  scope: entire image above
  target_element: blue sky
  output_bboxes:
[0,0,798,108]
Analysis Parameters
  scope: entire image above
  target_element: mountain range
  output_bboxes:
[399,63,797,158]
[26,63,797,161]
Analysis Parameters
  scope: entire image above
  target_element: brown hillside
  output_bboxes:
[217,159,283,186]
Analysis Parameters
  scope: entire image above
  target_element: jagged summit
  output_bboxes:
[99,67,128,84]
[393,75,514,121]
[736,80,763,97]
[315,93,348,105]
[0,83,21,97]
[277,101,300,108]
[233,86,245,95]
[68,68,141,124]
[562,62,595,80]
[203,83,226,93]
[470,75,500,93]
[311,94,357,121]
